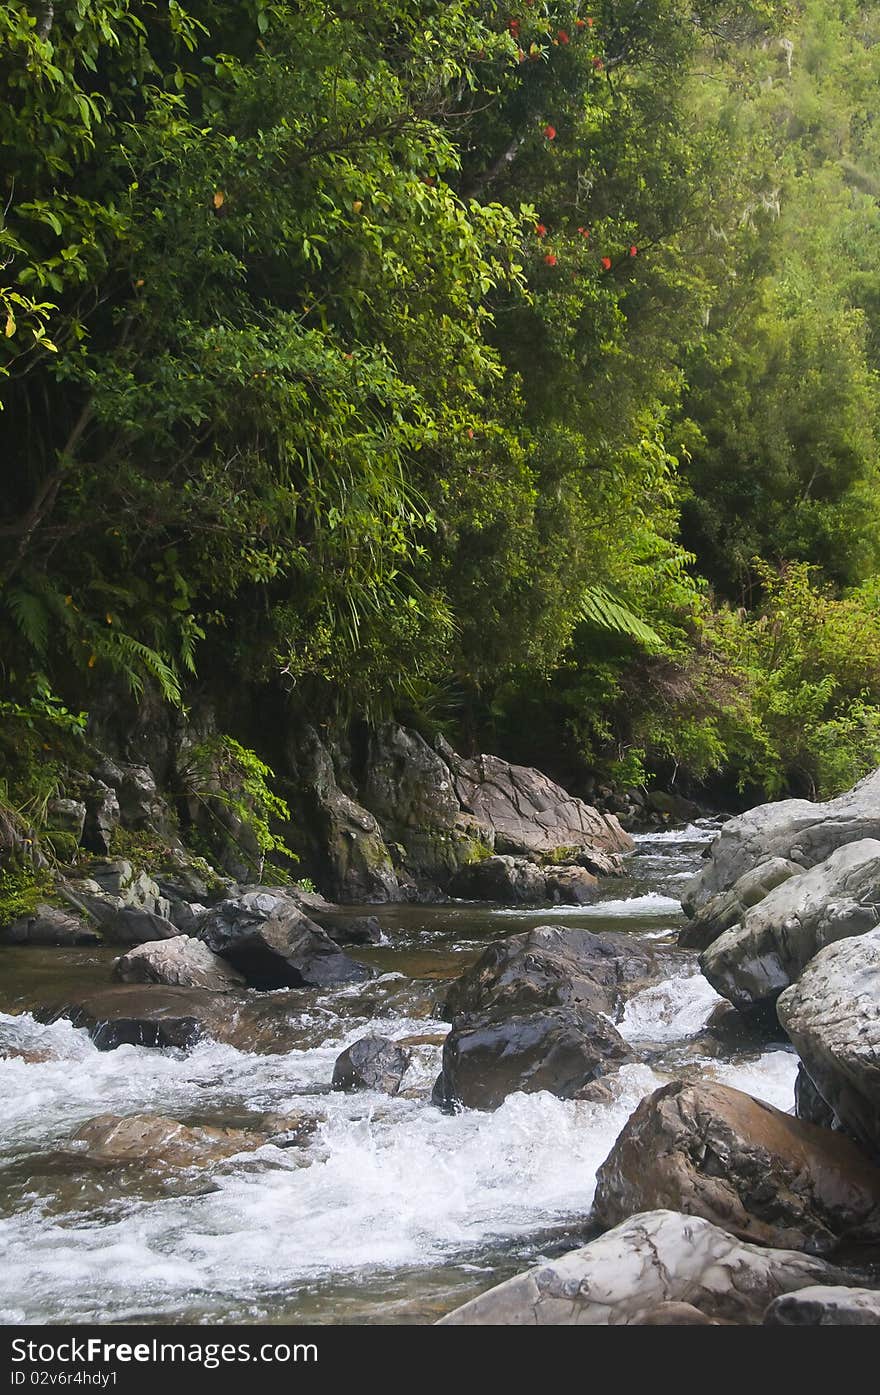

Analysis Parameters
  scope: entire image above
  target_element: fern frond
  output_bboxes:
[579,585,663,650]
[5,587,50,656]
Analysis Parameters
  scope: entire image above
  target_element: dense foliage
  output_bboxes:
[2,0,880,815]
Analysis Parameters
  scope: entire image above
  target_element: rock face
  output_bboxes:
[448,856,598,905]
[436,1210,844,1325]
[682,769,880,916]
[699,839,880,1016]
[199,889,371,989]
[113,936,246,991]
[679,857,802,952]
[67,1113,263,1168]
[778,927,880,1156]
[593,1080,880,1253]
[795,1064,837,1131]
[433,1006,633,1111]
[764,1286,880,1326]
[51,984,315,1054]
[331,1035,411,1094]
[287,727,401,903]
[442,926,657,1022]
[0,904,100,946]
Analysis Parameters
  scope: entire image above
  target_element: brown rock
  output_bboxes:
[593,1079,880,1253]
[67,1113,262,1168]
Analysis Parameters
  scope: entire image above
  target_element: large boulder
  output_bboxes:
[331,1035,411,1095]
[0,903,100,946]
[113,936,246,991]
[442,925,657,1022]
[700,839,880,1016]
[764,1286,880,1326]
[679,857,802,952]
[436,1210,845,1325]
[682,769,880,917]
[433,1005,633,1111]
[199,889,372,989]
[49,984,310,1054]
[778,927,880,1156]
[448,855,547,904]
[593,1080,880,1254]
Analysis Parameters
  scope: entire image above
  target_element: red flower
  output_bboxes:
[535,222,548,237]
[601,256,612,270]
[575,19,586,29]
[587,15,594,25]
[508,18,520,32]
[629,244,638,257]
[544,252,558,266]
[577,226,590,238]
[592,56,604,70]
[558,30,570,44]
[467,428,475,439]
[543,124,557,140]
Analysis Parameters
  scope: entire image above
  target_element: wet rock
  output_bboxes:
[113,936,246,991]
[682,769,880,916]
[764,1286,880,1325]
[93,905,182,945]
[593,1080,880,1253]
[700,840,880,1017]
[679,857,802,952]
[433,1005,633,1111]
[331,1035,412,1094]
[199,889,372,989]
[544,865,599,905]
[257,1110,321,1147]
[436,1210,845,1325]
[778,927,880,1155]
[795,1064,838,1131]
[49,984,310,1054]
[630,1302,722,1325]
[448,855,546,904]
[0,903,100,946]
[311,911,384,946]
[67,1113,263,1168]
[442,925,657,1022]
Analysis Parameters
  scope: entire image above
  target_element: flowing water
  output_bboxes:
[0,823,799,1325]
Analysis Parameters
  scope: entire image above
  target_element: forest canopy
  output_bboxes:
[3,0,880,807]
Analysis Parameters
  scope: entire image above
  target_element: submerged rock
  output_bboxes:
[682,769,880,916]
[331,1035,411,1094]
[442,925,657,1022]
[778,927,880,1156]
[199,889,372,989]
[113,936,246,991]
[593,1080,880,1253]
[700,839,880,1016]
[764,1286,880,1326]
[436,1210,845,1325]
[66,1113,263,1168]
[433,1005,633,1111]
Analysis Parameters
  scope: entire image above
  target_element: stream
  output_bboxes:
[0,823,799,1325]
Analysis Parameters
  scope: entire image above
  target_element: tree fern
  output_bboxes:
[579,586,663,651]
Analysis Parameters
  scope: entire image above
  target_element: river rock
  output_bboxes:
[699,839,880,1016]
[199,889,371,989]
[448,855,547,904]
[593,1080,880,1253]
[544,865,600,904]
[0,903,100,946]
[778,927,880,1155]
[67,1113,263,1168]
[433,1005,633,1111]
[794,1064,837,1130]
[679,857,802,951]
[442,925,657,1022]
[436,1210,845,1325]
[682,769,880,916]
[331,1035,412,1094]
[113,936,246,991]
[311,911,384,945]
[764,1286,880,1325]
[49,984,308,1054]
